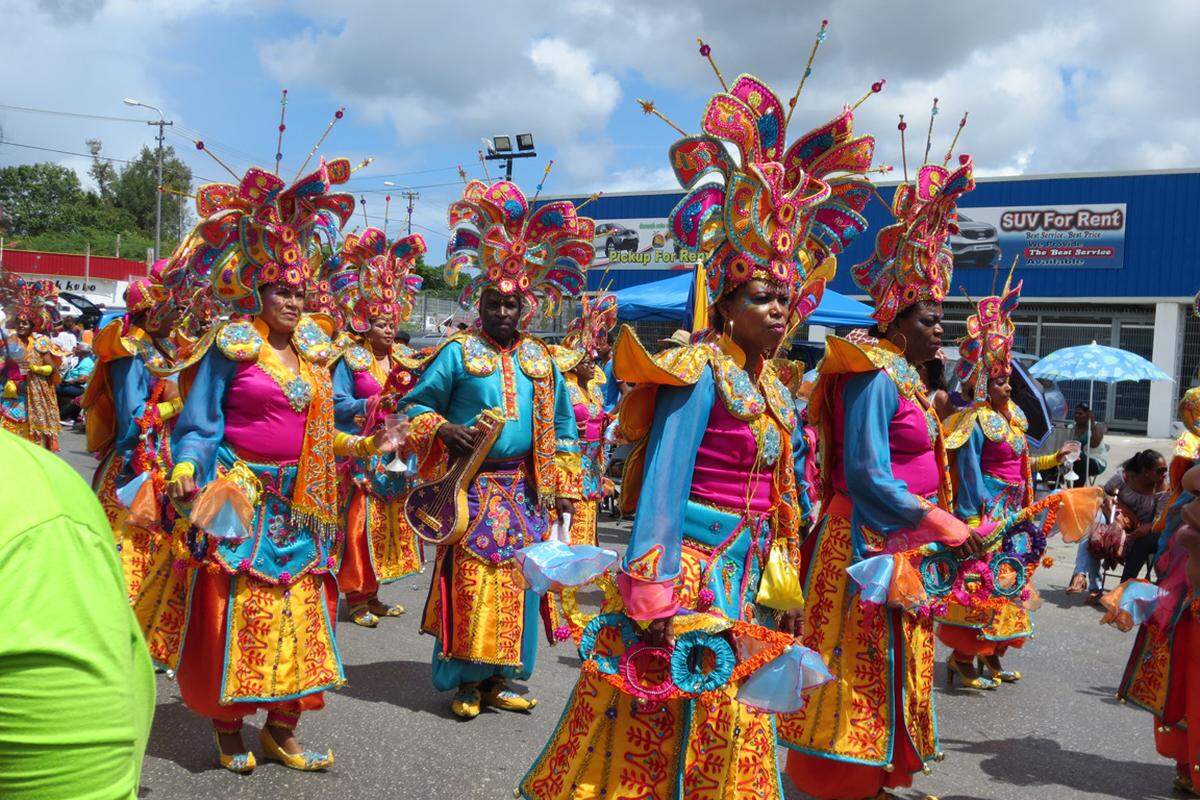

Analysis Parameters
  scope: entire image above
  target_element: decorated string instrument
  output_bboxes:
[403,408,506,546]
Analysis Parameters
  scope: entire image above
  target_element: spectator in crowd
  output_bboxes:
[51,318,80,372]
[1073,403,1108,481]
[1113,449,1170,582]
[57,343,95,425]
[0,427,155,799]
[1068,449,1169,604]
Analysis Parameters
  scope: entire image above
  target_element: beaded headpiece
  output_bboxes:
[642,26,885,330]
[336,229,426,334]
[162,158,355,316]
[563,293,618,358]
[445,177,595,324]
[0,271,57,332]
[853,100,975,329]
[954,274,1022,404]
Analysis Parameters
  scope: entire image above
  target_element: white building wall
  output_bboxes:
[1148,301,1184,438]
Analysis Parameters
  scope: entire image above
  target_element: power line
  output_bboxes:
[0,102,147,124]
[0,139,134,164]
[0,138,224,183]
[342,165,463,183]
[356,180,466,194]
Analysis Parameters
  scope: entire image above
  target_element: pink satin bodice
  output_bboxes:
[980,436,1025,485]
[353,368,382,400]
[573,402,603,443]
[689,398,773,513]
[222,363,307,462]
[829,372,940,499]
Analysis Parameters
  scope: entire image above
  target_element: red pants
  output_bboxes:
[177,570,335,726]
[337,492,378,606]
[938,624,1027,661]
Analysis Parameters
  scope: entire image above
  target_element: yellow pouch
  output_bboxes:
[756,539,805,611]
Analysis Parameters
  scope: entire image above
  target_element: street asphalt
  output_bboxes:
[50,428,1180,800]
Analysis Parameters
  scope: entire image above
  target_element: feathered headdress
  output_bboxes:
[563,293,618,357]
[161,158,355,316]
[553,292,619,372]
[444,179,595,324]
[643,28,884,331]
[1,271,57,332]
[335,230,426,334]
[954,272,1022,405]
[852,99,975,329]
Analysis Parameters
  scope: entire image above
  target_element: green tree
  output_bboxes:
[111,144,192,243]
[86,139,118,202]
[0,162,84,236]
[414,256,456,298]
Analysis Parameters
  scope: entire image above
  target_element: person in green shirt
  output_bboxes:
[0,427,156,799]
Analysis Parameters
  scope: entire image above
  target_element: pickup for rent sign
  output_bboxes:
[956,203,1126,270]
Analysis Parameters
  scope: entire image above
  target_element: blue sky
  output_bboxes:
[2,0,1198,250]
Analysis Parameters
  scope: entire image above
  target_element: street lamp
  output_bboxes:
[123,97,174,260]
[483,133,537,181]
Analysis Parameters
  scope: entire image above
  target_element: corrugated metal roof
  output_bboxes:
[552,169,1200,298]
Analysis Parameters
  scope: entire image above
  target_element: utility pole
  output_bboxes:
[400,191,419,235]
[151,115,172,260]
[123,99,173,260]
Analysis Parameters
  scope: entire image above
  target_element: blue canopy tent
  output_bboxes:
[611,270,875,328]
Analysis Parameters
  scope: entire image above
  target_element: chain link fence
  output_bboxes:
[402,295,578,335]
[942,302,1161,431]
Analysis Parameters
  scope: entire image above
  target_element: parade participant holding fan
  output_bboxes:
[400,176,585,720]
[330,228,427,627]
[779,101,979,799]
[1,274,66,451]
[939,273,1076,687]
[153,152,401,774]
[521,30,881,799]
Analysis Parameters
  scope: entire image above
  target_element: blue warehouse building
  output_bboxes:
[547,167,1200,435]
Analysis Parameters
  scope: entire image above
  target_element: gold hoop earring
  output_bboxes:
[890,331,908,354]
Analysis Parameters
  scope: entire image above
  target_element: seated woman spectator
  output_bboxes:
[57,344,95,425]
[1074,403,1108,481]
[1068,449,1169,603]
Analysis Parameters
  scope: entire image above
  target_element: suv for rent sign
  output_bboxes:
[960,203,1126,269]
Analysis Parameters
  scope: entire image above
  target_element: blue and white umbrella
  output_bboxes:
[1028,342,1171,384]
[1030,341,1171,482]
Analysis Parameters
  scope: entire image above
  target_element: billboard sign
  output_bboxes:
[590,218,697,271]
[954,203,1125,270]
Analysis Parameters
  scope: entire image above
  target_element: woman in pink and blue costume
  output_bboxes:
[402,178,586,720]
[158,159,395,774]
[82,274,184,600]
[329,228,427,627]
[939,278,1072,686]
[522,60,871,799]
[781,154,979,800]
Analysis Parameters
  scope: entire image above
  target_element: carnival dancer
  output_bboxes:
[157,158,401,773]
[1115,298,1200,795]
[402,177,586,719]
[331,228,428,627]
[938,277,1075,686]
[1,274,65,450]
[780,118,980,798]
[80,274,184,599]
[548,292,617,546]
[522,39,879,798]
